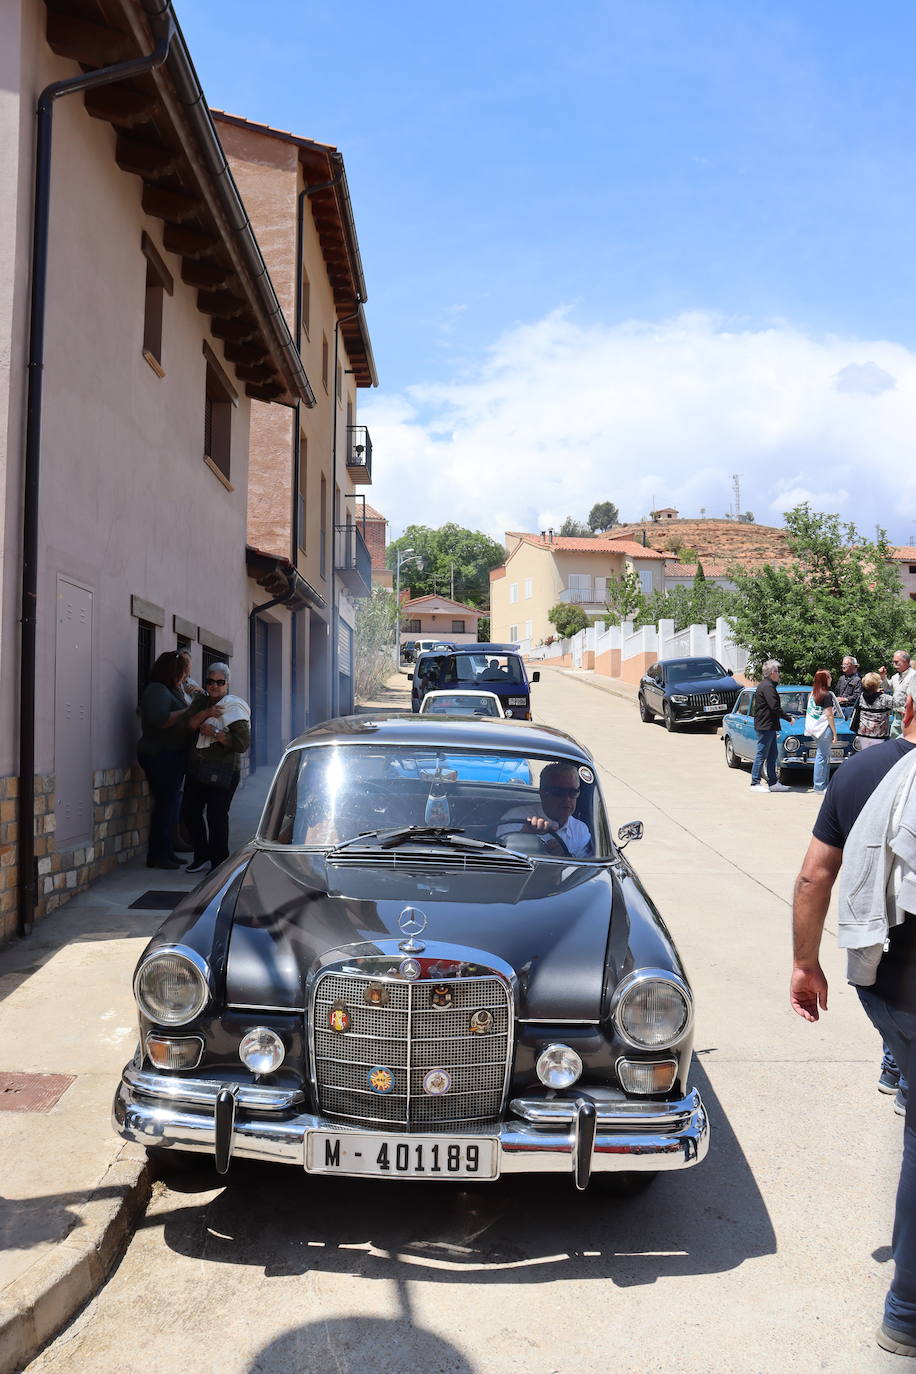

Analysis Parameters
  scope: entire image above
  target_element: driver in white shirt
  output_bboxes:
[498,762,593,857]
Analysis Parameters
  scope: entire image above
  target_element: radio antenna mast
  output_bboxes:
[732,473,741,519]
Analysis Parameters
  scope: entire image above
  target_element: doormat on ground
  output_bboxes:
[128,889,187,911]
[0,1072,75,1112]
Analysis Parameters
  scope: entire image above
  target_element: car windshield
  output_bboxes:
[421,694,501,717]
[779,689,809,715]
[259,745,610,858]
[665,658,728,684]
[418,653,525,688]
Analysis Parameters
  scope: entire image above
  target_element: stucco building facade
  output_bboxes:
[0,0,308,939]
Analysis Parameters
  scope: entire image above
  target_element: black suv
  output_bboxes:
[638,656,741,732]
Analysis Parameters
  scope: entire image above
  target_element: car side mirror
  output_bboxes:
[531,671,540,683]
[617,820,644,848]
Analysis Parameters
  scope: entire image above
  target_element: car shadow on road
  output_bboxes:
[148,1058,775,1288]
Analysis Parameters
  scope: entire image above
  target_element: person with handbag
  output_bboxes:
[805,669,839,794]
[184,662,251,874]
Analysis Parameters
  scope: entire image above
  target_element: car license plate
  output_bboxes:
[830,750,844,762]
[507,697,526,706]
[704,704,725,712]
[306,1131,499,1180]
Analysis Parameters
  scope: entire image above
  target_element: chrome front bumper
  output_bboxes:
[113,1066,709,1188]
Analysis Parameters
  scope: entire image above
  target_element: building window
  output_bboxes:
[909,565,916,575]
[141,232,172,375]
[176,633,191,652]
[524,578,533,599]
[594,576,607,599]
[638,569,654,596]
[509,582,519,604]
[201,645,230,677]
[203,347,236,483]
[336,361,343,402]
[451,619,466,633]
[297,435,307,553]
[322,334,329,391]
[301,269,310,339]
[509,624,519,641]
[137,619,156,703]
[407,619,422,632]
[320,474,327,578]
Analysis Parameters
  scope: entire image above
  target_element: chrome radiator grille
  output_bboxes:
[312,971,511,1128]
[686,689,738,711]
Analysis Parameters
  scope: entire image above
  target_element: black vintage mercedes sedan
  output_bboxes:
[113,715,708,1191]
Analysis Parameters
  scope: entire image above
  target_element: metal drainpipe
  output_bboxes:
[17,27,174,939]
[329,304,362,718]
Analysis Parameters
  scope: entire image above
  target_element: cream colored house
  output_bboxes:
[490,534,667,647]
[214,113,378,754]
[0,0,309,939]
[399,596,485,647]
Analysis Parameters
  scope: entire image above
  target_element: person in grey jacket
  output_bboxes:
[791,722,916,1356]
[836,655,863,720]
[750,659,793,791]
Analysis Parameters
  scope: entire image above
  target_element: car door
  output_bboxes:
[644,664,662,712]
[732,689,755,759]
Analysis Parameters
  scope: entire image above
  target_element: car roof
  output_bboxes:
[658,656,726,666]
[286,713,594,761]
[422,689,502,700]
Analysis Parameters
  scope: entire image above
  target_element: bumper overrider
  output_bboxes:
[113,1064,708,1190]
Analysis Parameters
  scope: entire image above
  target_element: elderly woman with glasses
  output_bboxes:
[184,662,251,875]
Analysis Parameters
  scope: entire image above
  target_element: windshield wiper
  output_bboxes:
[327,826,506,855]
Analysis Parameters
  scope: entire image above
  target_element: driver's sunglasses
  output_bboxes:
[206,677,226,685]
[544,786,579,798]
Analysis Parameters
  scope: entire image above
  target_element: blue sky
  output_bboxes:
[180,1,916,540]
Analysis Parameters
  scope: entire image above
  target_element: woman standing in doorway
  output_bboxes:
[137,651,221,868]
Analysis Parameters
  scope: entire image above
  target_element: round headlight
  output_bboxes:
[239,1027,285,1074]
[134,950,209,1026]
[615,974,691,1048]
[536,1043,583,1089]
[784,737,800,753]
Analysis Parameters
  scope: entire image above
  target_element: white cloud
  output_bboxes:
[361,311,916,542]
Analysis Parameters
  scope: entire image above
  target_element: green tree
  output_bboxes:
[548,603,591,639]
[354,587,398,701]
[588,501,619,531]
[637,577,737,632]
[558,516,592,537]
[386,524,506,607]
[728,504,916,679]
[603,568,644,624]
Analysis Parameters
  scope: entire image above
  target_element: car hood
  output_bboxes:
[781,717,854,737]
[668,675,739,694]
[224,848,617,1021]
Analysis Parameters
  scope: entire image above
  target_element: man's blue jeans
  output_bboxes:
[751,729,779,785]
[857,985,916,1337]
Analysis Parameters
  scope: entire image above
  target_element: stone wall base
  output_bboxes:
[0,768,151,944]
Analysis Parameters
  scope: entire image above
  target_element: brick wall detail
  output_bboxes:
[0,768,151,943]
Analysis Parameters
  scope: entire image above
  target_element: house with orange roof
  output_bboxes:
[491,532,667,647]
[399,595,486,646]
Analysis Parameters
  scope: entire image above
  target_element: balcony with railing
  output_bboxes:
[558,580,608,607]
[346,425,372,484]
[335,522,372,598]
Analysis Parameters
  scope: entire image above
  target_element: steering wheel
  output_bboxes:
[502,827,571,858]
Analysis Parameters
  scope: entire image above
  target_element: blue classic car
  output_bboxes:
[722,686,856,782]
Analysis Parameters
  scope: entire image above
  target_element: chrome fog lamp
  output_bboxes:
[536,1043,583,1089]
[784,737,800,753]
[617,1057,678,1094]
[135,949,209,1026]
[145,1035,204,1071]
[239,1027,285,1074]
[614,972,692,1049]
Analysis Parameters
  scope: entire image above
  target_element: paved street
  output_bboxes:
[28,670,904,1373]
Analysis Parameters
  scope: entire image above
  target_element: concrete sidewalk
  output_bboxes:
[0,767,274,1374]
[533,660,638,705]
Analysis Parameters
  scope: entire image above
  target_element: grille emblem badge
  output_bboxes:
[423,1068,451,1096]
[430,983,453,1009]
[364,982,390,1007]
[469,1009,493,1034]
[367,1066,394,1095]
[327,1001,350,1033]
[398,957,421,980]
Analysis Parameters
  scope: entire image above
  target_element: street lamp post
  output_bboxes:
[394,547,416,669]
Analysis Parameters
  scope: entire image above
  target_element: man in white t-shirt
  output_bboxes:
[498,761,593,857]
[882,651,916,738]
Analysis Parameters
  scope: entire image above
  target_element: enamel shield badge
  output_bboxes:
[328,1001,350,1033]
[430,983,453,1009]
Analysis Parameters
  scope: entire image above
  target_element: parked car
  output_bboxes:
[114,714,709,1191]
[411,643,539,718]
[722,686,856,782]
[638,657,742,731]
[419,689,506,718]
[401,640,417,665]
